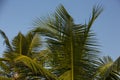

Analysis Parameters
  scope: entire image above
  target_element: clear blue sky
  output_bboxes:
[0,0,120,59]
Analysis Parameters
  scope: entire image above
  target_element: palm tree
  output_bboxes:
[0,29,58,80]
[33,5,103,80]
[0,4,119,80]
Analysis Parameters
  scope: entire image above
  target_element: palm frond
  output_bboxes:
[15,55,58,80]
[26,32,41,53]
[12,32,25,54]
[87,5,103,31]
[95,56,120,80]
[113,56,120,72]
[0,29,13,52]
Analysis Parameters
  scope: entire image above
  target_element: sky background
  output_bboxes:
[0,0,120,60]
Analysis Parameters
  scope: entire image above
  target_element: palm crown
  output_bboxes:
[0,5,120,80]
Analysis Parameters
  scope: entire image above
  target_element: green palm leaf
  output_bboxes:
[26,32,41,54]
[12,32,26,55]
[0,29,13,52]
[95,56,120,80]
[15,55,58,80]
